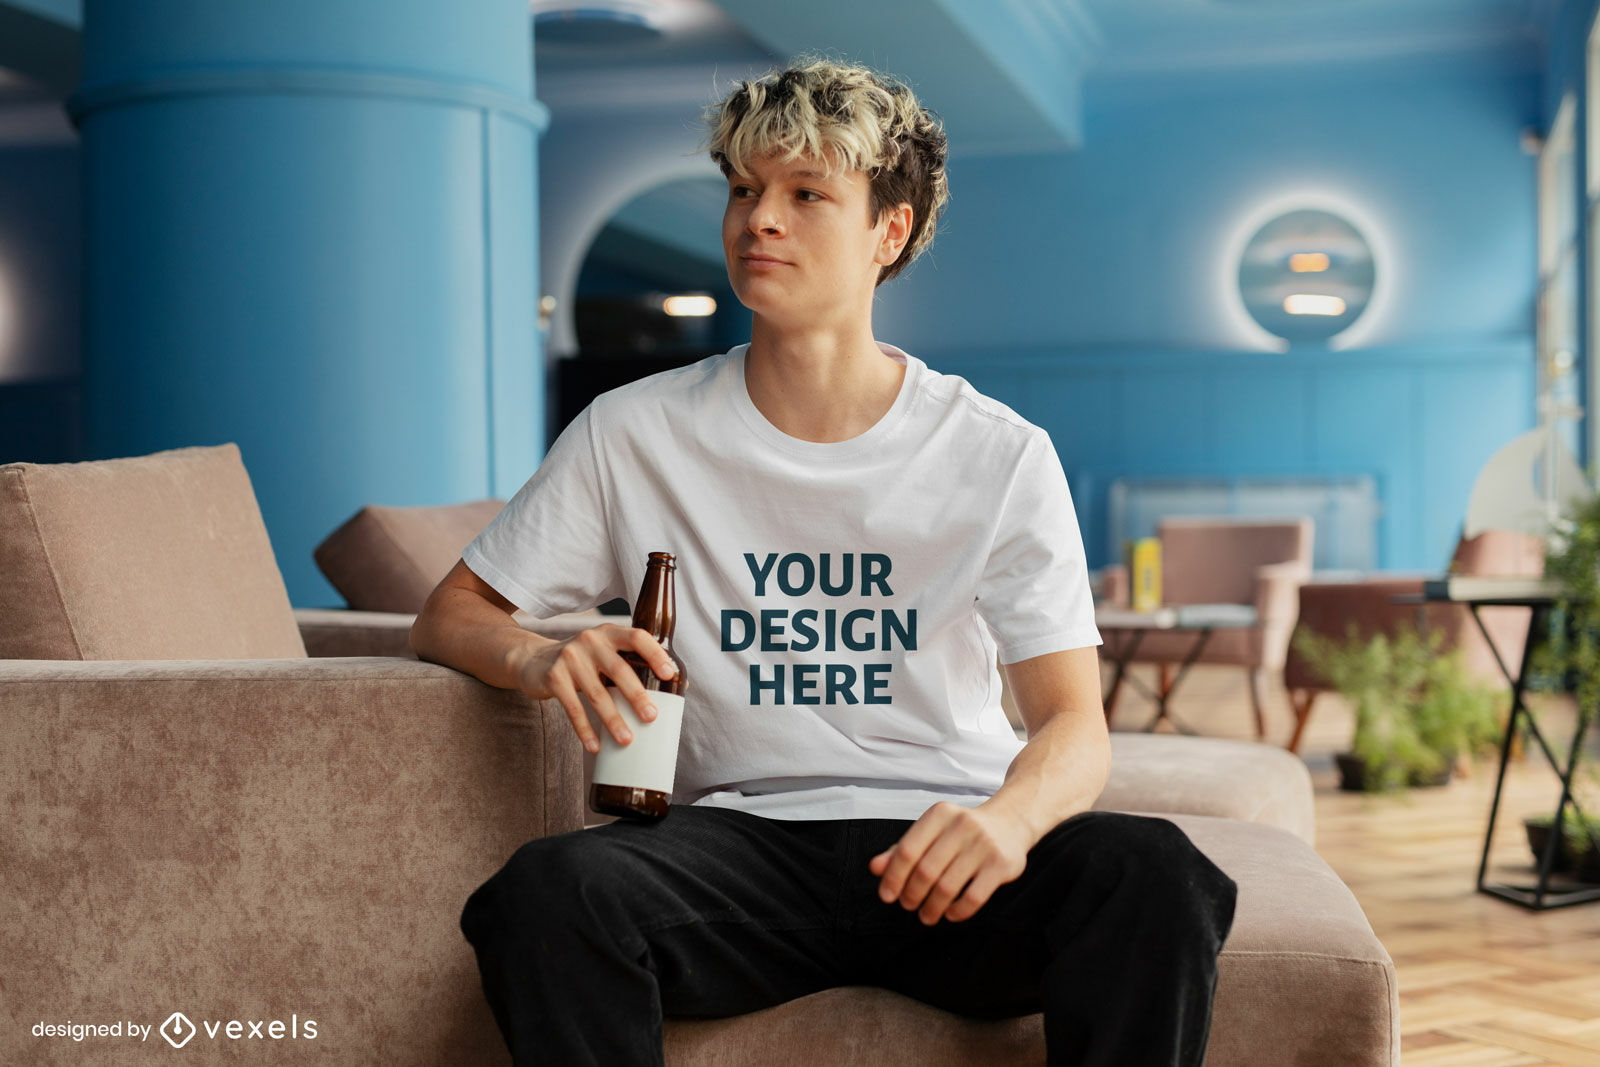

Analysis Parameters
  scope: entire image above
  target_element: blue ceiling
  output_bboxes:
[0,0,1558,273]
[534,0,1552,154]
[537,0,1552,277]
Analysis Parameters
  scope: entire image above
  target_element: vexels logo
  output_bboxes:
[31,1008,318,1049]
[155,1010,319,1047]
[159,1012,196,1049]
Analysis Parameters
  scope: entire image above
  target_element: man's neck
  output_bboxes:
[743,318,906,444]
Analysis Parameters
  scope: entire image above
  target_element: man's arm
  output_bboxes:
[868,645,1109,925]
[410,559,678,753]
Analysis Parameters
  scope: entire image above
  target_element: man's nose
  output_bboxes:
[748,194,784,235]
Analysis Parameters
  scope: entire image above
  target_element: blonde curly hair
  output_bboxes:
[704,57,949,285]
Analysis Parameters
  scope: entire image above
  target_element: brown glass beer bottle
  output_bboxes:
[589,551,689,820]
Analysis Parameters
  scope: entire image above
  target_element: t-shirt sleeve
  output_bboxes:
[460,405,627,617]
[975,429,1102,664]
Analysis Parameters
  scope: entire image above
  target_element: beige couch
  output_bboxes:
[1,445,1397,1065]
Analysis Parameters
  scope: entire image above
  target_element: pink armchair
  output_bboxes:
[1282,529,1545,754]
[1100,517,1315,739]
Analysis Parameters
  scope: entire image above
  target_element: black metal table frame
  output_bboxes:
[1465,599,1600,909]
[1100,626,1217,735]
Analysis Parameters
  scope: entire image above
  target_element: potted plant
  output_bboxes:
[1522,491,1600,875]
[1521,812,1600,880]
[1293,623,1502,792]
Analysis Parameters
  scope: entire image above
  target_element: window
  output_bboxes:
[1539,92,1580,461]
[1588,18,1600,465]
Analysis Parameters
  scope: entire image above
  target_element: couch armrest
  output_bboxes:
[0,657,583,1062]
[294,607,633,659]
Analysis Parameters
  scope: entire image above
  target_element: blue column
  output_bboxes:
[69,0,546,606]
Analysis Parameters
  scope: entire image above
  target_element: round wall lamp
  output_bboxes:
[1237,208,1375,347]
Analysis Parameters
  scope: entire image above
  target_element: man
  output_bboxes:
[411,57,1236,1066]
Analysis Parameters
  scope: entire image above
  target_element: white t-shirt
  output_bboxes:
[463,342,1101,821]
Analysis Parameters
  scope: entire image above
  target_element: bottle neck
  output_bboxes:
[632,562,676,647]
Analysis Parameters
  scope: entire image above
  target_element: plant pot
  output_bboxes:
[1334,752,1368,792]
[1411,763,1453,788]
[1577,842,1600,884]
[1335,752,1453,792]
[1523,816,1574,873]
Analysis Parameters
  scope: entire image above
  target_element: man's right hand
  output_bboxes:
[411,559,680,755]
[512,624,680,754]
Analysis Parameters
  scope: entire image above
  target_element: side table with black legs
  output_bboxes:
[1421,576,1600,910]
[1095,603,1259,735]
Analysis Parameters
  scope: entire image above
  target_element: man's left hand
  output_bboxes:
[868,801,1033,926]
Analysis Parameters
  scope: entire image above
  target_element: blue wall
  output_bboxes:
[0,23,1561,593]
[874,60,1540,570]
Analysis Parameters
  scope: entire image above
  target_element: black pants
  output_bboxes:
[460,806,1237,1066]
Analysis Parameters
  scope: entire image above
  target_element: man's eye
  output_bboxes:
[797,190,822,202]
[732,185,756,198]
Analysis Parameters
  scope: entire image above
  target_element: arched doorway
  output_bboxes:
[550,176,750,447]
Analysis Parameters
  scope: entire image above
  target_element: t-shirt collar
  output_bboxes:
[727,342,921,459]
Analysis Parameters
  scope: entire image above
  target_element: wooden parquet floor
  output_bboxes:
[1104,665,1600,1066]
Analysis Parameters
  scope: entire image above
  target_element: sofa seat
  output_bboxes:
[663,814,1396,1067]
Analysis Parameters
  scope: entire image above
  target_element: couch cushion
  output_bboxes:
[0,444,305,660]
[1096,733,1315,844]
[663,814,1396,1067]
[315,500,504,613]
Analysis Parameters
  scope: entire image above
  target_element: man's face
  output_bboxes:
[721,153,903,326]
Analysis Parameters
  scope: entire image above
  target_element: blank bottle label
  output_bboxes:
[590,690,685,795]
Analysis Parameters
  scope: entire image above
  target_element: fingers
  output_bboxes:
[550,684,601,751]
[622,625,680,682]
[895,821,974,921]
[541,664,600,754]
[588,636,658,725]
[540,625,678,754]
[547,641,630,752]
[871,804,1026,926]
[917,849,984,925]
[944,866,1007,924]
[874,804,961,908]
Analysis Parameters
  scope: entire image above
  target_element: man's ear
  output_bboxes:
[874,202,915,267]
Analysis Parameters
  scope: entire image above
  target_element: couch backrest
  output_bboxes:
[314,499,504,614]
[1158,517,1314,606]
[0,444,307,660]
